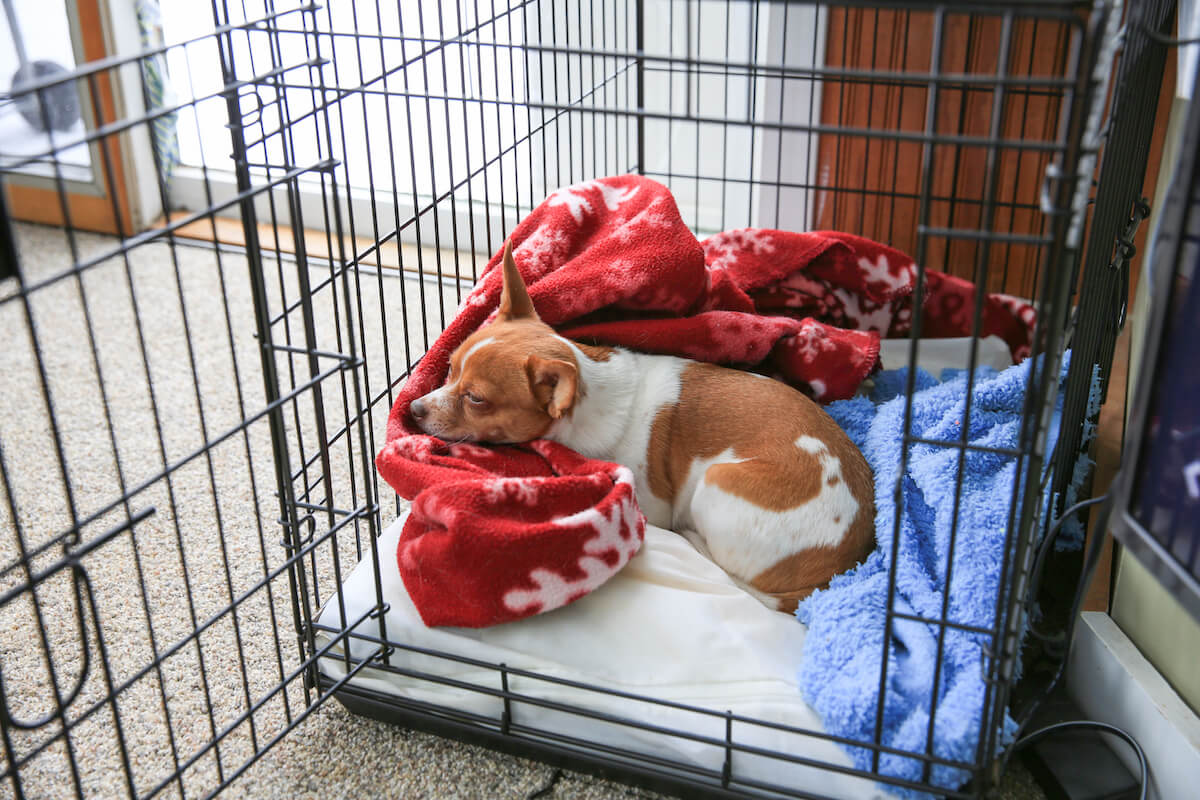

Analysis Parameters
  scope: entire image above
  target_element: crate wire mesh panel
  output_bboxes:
[0,0,1159,797]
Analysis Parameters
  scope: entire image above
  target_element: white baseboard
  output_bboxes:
[1067,612,1200,800]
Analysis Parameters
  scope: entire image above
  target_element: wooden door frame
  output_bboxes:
[3,0,138,235]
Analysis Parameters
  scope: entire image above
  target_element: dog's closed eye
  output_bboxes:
[464,391,491,410]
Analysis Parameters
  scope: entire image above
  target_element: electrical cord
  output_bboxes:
[1004,495,1112,754]
[997,492,1148,798]
[526,768,563,799]
[1010,720,1149,800]
[1126,14,1200,48]
[1136,21,1200,48]
[1025,495,1110,646]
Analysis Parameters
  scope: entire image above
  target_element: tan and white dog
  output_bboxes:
[410,242,876,612]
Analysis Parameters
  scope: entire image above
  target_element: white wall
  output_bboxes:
[163,1,825,251]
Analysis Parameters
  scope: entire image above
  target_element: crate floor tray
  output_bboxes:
[314,514,891,799]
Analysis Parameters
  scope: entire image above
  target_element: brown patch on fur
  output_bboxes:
[750,497,876,612]
[647,404,678,502]
[645,363,871,514]
[704,456,823,512]
[526,354,577,419]
[574,342,616,362]
[643,362,876,607]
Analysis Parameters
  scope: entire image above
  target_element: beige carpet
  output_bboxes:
[0,221,1041,799]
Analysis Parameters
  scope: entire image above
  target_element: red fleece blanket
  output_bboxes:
[377,175,1035,628]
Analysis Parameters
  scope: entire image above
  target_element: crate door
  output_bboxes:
[0,4,389,798]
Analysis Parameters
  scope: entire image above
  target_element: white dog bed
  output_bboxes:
[314,336,1013,798]
[316,515,893,799]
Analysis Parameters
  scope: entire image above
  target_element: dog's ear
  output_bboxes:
[526,355,577,419]
[497,240,538,321]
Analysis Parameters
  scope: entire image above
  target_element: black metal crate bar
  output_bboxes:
[0,0,1164,798]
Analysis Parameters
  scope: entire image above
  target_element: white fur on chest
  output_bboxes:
[546,343,683,528]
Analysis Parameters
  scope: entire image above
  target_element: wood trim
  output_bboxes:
[817,9,1172,304]
[1083,320,1131,612]
[156,212,480,283]
[818,10,1175,612]
[816,10,1074,298]
[7,185,118,231]
[3,0,133,235]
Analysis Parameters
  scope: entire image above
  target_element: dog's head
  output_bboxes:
[410,241,579,443]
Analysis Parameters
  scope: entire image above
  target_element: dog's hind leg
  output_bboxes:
[683,462,807,613]
[675,525,790,611]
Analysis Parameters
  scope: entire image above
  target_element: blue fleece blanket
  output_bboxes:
[799,356,1070,797]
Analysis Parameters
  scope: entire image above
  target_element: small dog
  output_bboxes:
[411,242,875,611]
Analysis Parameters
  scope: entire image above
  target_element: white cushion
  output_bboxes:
[878,334,1013,375]
[316,514,892,798]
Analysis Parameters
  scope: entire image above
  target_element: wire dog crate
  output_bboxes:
[0,0,1173,797]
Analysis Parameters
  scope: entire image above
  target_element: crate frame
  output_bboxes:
[0,0,1172,797]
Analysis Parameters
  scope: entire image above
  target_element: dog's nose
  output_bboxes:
[410,398,428,419]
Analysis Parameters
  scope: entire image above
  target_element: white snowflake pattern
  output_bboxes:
[462,284,491,309]
[546,186,593,222]
[994,292,1037,325]
[791,320,841,362]
[515,223,571,274]
[705,229,776,271]
[415,493,451,528]
[610,198,672,244]
[501,468,642,614]
[394,437,435,460]
[856,253,914,294]
[449,442,493,460]
[835,287,895,332]
[546,179,640,224]
[779,271,832,295]
[594,181,640,211]
[631,280,687,312]
[481,477,541,506]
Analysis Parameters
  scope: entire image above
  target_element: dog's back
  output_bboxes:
[412,241,876,612]
[550,347,875,612]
